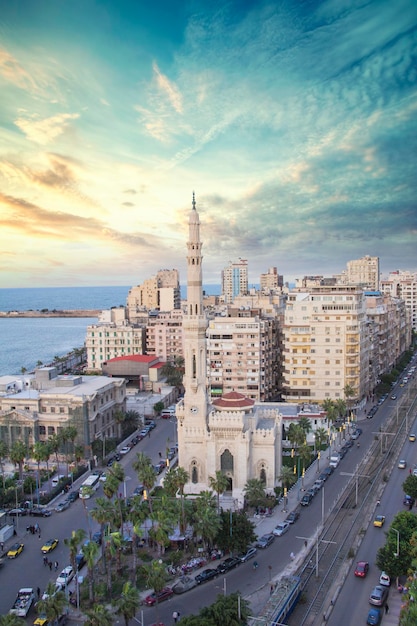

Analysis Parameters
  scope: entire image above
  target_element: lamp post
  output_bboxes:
[392,528,400,557]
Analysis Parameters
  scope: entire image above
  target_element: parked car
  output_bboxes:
[379,571,391,587]
[56,565,75,586]
[369,585,388,606]
[8,508,27,516]
[367,608,382,625]
[75,552,86,570]
[409,433,416,442]
[273,522,290,537]
[66,491,79,502]
[133,485,145,496]
[238,547,258,562]
[92,531,102,545]
[285,510,300,525]
[119,446,131,455]
[404,494,415,507]
[55,501,70,513]
[354,561,369,578]
[172,576,197,594]
[31,507,52,517]
[216,556,241,573]
[143,587,174,606]
[195,568,218,584]
[301,493,313,506]
[256,533,275,549]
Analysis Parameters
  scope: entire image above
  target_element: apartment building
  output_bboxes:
[381,270,417,332]
[221,259,248,303]
[127,269,181,322]
[85,319,146,371]
[0,367,126,453]
[206,313,280,401]
[342,255,380,290]
[260,267,284,293]
[282,285,370,405]
[146,309,184,362]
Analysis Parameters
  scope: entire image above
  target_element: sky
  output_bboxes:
[1,0,416,289]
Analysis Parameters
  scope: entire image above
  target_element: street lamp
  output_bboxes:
[391,528,400,557]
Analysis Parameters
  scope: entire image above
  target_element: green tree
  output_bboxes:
[35,585,66,623]
[153,401,165,416]
[322,399,338,428]
[0,615,26,626]
[9,441,28,480]
[32,441,49,500]
[83,539,100,603]
[160,356,184,389]
[215,510,256,554]
[48,433,62,469]
[167,466,189,532]
[0,441,9,489]
[114,581,140,626]
[376,511,417,579]
[402,475,417,501]
[314,427,328,452]
[200,592,250,625]
[209,470,230,513]
[64,528,86,607]
[344,384,356,416]
[193,491,221,549]
[243,478,268,509]
[140,559,167,624]
[298,416,312,438]
[84,603,114,626]
[277,465,297,491]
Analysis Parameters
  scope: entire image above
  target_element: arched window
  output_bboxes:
[221,449,234,473]
[260,466,266,484]
[191,462,198,484]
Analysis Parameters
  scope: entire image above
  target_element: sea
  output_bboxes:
[0,285,221,376]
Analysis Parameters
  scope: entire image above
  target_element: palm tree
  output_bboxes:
[114,581,140,626]
[140,560,167,624]
[0,441,9,489]
[209,470,229,513]
[322,399,338,429]
[127,500,147,584]
[243,478,267,509]
[32,441,49,502]
[150,501,176,555]
[193,492,221,550]
[84,603,114,626]
[334,398,347,420]
[64,528,86,608]
[298,416,312,439]
[35,586,66,624]
[277,465,297,491]
[9,440,28,480]
[344,384,356,418]
[48,433,62,470]
[0,614,26,626]
[82,539,99,603]
[168,466,189,532]
[315,427,328,453]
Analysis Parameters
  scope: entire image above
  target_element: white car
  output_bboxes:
[273,522,290,537]
[119,446,131,455]
[379,571,391,587]
[398,459,407,469]
[56,565,75,586]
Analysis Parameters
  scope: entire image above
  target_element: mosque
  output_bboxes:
[176,196,283,507]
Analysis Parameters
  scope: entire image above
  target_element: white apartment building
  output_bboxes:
[260,267,283,293]
[0,367,126,454]
[343,255,380,290]
[127,269,181,322]
[282,286,370,405]
[206,314,280,401]
[146,309,184,362]
[86,319,146,371]
[381,270,417,332]
[221,259,248,303]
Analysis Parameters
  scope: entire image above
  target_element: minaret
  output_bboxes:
[177,194,209,486]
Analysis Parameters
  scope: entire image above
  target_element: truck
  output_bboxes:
[9,587,35,616]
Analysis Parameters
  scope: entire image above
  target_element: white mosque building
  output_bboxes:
[176,195,283,508]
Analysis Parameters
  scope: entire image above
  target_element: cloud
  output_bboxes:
[14,113,80,145]
[0,48,37,91]
[152,61,183,113]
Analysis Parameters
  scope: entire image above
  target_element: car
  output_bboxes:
[354,561,369,577]
[301,493,313,506]
[145,420,156,429]
[56,565,75,586]
[92,531,102,545]
[285,510,300,525]
[238,547,258,562]
[344,439,354,448]
[172,575,197,594]
[398,459,407,469]
[273,522,290,537]
[379,571,391,587]
[318,472,328,483]
[195,568,218,584]
[31,507,52,517]
[133,484,145,496]
[323,466,334,477]
[404,494,415,507]
[409,434,416,442]
[41,538,59,554]
[8,507,27,516]
[55,501,70,513]
[139,429,149,438]
[369,585,388,606]
[391,395,397,400]
[351,431,359,440]
[373,515,385,528]
[366,607,382,625]
[7,542,24,558]
[120,446,131,455]
[216,556,241,573]
[33,613,49,625]
[413,467,417,477]
[143,587,174,605]
[66,491,79,502]
[256,533,275,549]
[75,552,86,570]
[42,582,64,600]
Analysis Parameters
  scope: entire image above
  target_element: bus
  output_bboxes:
[79,474,101,499]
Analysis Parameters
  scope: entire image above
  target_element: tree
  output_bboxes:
[64,528,86,607]
[243,478,268,509]
[193,491,221,550]
[35,585,66,624]
[0,441,9,489]
[277,466,297,491]
[215,510,256,554]
[200,592,250,625]
[48,434,62,469]
[140,559,168,624]
[322,399,338,428]
[0,615,26,626]
[209,470,229,513]
[114,581,140,626]
[167,466,189,532]
[82,539,99,603]
[344,384,356,415]
[84,603,114,626]
[376,511,417,579]
[9,440,28,481]
[153,401,165,416]
[298,416,312,438]
[402,475,417,501]
[32,441,49,501]
[314,427,328,452]
[160,356,184,389]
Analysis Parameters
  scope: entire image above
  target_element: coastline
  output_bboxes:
[0,309,100,318]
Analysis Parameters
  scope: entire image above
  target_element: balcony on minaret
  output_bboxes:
[190,378,198,392]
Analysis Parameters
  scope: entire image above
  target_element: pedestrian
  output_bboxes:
[159,451,162,458]
[0,541,4,552]
[172,610,179,623]
[385,604,389,614]
[43,556,48,566]
[290,552,295,560]
[37,587,40,599]
[48,560,52,571]
[54,560,59,571]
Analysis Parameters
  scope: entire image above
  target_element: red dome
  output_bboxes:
[212,391,254,411]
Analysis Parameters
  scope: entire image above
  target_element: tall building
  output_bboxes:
[343,255,380,290]
[282,285,370,405]
[127,269,181,322]
[260,267,283,293]
[221,259,248,303]
[380,270,417,332]
[146,309,184,362]
[177,196,283,506]
[85,314,146,371]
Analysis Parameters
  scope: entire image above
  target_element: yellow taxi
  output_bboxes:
[41,538,59,554]
[34,615,49,626]
[7,542,24,558]
[409,434,416,442]
[373,515,385,528]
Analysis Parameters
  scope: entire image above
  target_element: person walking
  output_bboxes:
[48,560,52,571]
[37,587,41,600]
[43,555,48,566]
[54,560,59,571]
[172,610,179,623]
[0,541,4,552]
[385,604,389,614]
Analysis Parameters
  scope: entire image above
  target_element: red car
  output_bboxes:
[144,587,174,606]
[354,561,369,578]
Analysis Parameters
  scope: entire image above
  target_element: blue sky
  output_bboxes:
[0,0,416,288]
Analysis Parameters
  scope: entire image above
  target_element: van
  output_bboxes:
[52,475,65,487]
[329,453,340,469]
